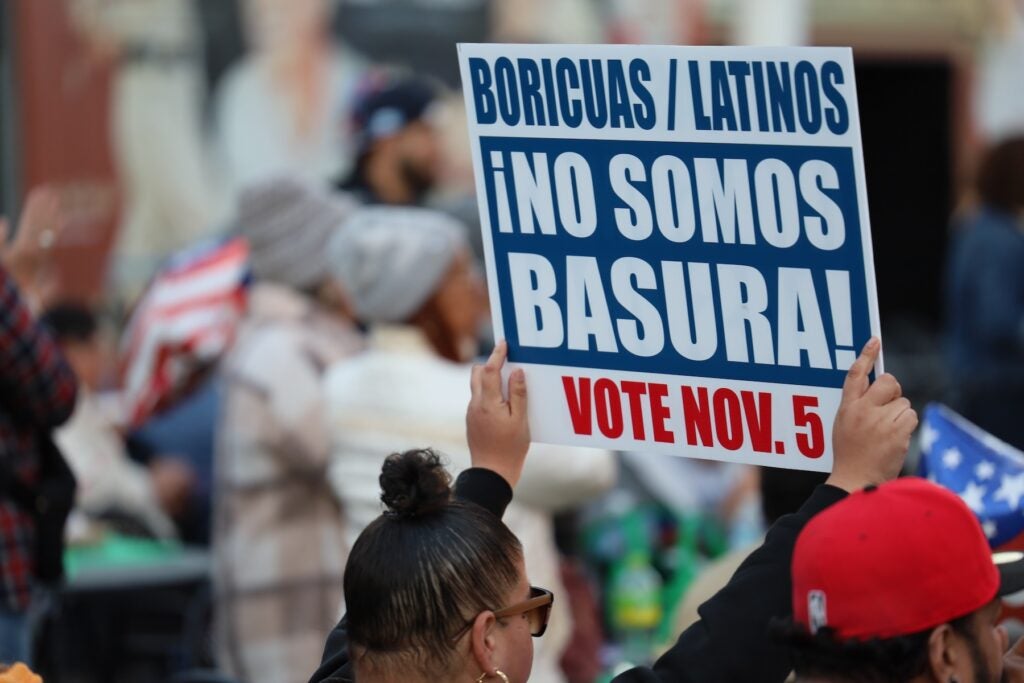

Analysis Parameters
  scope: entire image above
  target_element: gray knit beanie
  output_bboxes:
[327,206,468,323]
[235,176,356,290]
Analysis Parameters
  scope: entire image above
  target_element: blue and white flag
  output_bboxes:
[919,403,1024,547]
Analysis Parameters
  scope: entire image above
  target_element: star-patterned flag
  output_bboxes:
[919,404,1024,547]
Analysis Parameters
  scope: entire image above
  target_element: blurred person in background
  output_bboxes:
[336,77,443,207]
[336,75,499,277]
[127,372,221,545]
[212,177,362,683]
[0,190,78,663]
[119,236,250,547]
[945,136,1024,450]
[44,303,189,541]
[215,0,367,199]
[323,206,617,683]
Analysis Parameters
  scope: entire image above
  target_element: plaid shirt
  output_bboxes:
[0,266,76,611]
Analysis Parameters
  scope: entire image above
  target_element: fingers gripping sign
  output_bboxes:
[828,337,919,493]
[839,337,879,403]
[864,373,902,407]
[467,341,530,488]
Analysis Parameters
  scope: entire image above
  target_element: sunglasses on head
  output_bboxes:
[451,586,555,642]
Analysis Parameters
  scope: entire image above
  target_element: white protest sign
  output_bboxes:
[458,44,880,472]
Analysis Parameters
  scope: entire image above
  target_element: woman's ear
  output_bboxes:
[470,611,499,676]
[927,624,959,680]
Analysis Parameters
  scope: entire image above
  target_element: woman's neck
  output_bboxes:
[356,665,467,683]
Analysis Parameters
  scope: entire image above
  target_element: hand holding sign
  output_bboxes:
[467,340,530,488]
[825,338,918,493]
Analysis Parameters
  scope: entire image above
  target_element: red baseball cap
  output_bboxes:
[792,477,1024,641]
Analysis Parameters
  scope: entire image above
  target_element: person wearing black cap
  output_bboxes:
[337,77,442,206]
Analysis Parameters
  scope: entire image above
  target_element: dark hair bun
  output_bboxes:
[380,449,453,518]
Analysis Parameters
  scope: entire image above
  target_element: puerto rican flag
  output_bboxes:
[120,237,250,427]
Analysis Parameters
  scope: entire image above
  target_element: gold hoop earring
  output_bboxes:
[475,671,510,683]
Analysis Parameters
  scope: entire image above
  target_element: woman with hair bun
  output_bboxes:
[318,340,554,683]
[322,205,616,682]
[313,338,919,683]
[344,448,549,683]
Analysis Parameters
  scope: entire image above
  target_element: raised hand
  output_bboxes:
[826,337,918,493]
[2,187,67,309]
[466,341,529,488]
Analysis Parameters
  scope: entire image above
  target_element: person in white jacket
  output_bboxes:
[322,206,617,683]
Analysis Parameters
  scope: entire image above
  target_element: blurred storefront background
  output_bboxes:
[0,0,1022,401]
[3,2,1024,680]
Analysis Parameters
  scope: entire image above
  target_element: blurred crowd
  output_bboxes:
[1,0,1024,682]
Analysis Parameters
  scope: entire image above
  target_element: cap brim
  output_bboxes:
[995,552,1024,596]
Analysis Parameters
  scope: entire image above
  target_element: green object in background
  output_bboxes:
[607,511,663,666]
[64,534,183,578]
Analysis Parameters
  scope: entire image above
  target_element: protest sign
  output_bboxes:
[458,44,880,472]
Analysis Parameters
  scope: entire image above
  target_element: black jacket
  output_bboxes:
[309,470,846,683]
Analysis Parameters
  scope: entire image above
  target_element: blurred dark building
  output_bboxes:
[335,0,491,87]
[195,0,491,94]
